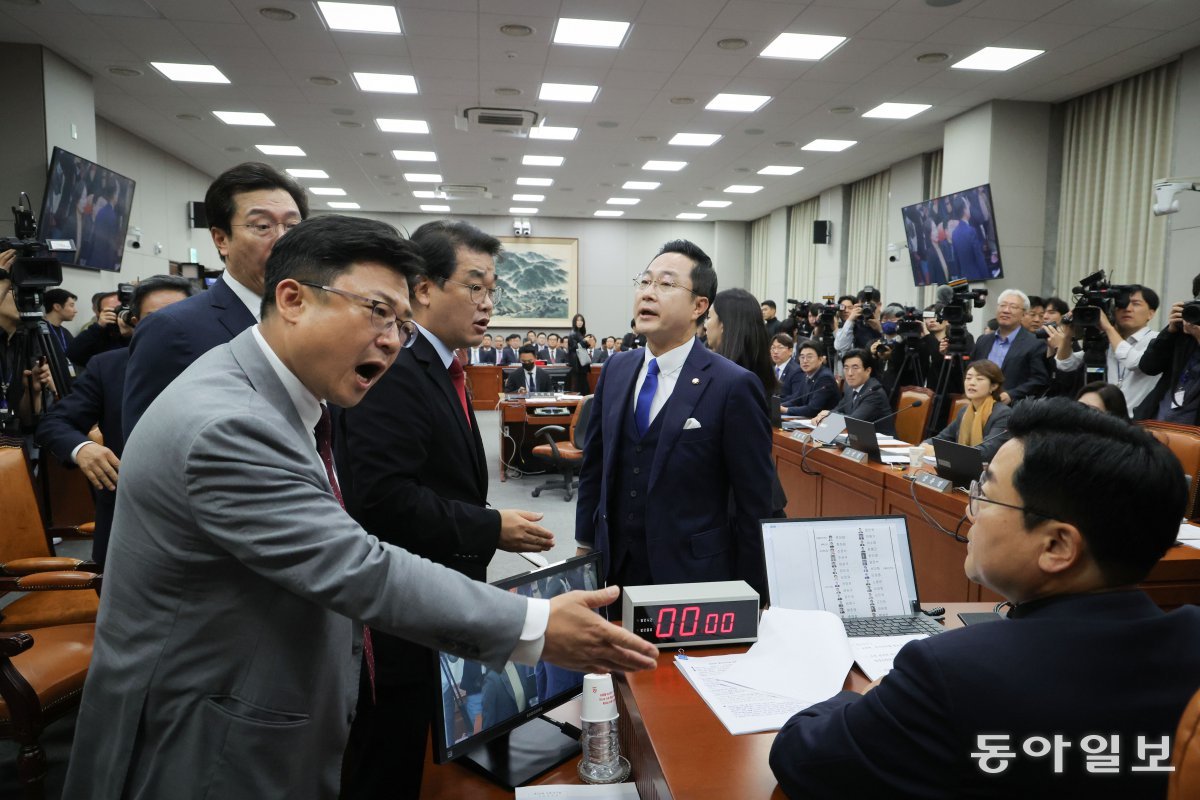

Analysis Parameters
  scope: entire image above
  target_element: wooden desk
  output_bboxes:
[772,430,1200,607]
[466,365,504,411]
[498,397,581,481]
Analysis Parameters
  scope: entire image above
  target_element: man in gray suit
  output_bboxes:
[63,216,657,799]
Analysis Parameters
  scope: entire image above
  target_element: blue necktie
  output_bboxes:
[635,358,660,436]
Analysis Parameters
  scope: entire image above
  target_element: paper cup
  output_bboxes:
[580,673,618,722]
[908,446,926,466]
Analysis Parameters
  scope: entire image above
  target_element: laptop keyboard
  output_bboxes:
[843,615,944,637]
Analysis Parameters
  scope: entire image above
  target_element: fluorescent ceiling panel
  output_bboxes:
[255,145,305,156]
[705,93,770,113]
[512,194,545,201]
[862,102,932,119]
[758,165,803,175]
[353,72,417,94]
[643,160,687,171]
[522,155,564,166]
[376,118,429,134]
[724,185,763,194]
[151,62,229,83]
[677,213,707,220]
[327,202,361,209]
[286,168,329,179]
[213,111,273,126]
[594,210,624,217]
[698,200,732,208]
[606,198,639,205]
[392,150,437,161]
[802,139,857,152]
[529,125,579,141]
[517,177,554,186]
[404,173,443,183]
[509,207,539,214]
[669,132,722,147]
[623,181,660,190]
[553,17,630,47]
[412,190,442,198]
[420,204,451,212]
[759,32,845,60]
[539,82,599,103]
[309,187,346,195]
[952,47,1044,71]
[317,2,401,34]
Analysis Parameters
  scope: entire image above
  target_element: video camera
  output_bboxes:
[857,286,881,321]
[895,306,924,340]
[933,280,988,355]
[116,282,136,324]
[1183,298,1200,326]
[1067,270,1132,331]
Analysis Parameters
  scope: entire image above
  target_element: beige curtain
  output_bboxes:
[1055,62,1177,296]
[786,197,820,301]
[748,215,770,300]
[926,149,942,201]
[845,169,891,293]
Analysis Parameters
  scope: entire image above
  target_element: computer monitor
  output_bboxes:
[432,553,602,788]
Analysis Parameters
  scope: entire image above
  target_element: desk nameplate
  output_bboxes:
[914,471,952,493]
[840,447,868,464]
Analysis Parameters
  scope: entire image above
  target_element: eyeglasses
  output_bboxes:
[444,279,502,305]
[966,472,1052,520]
[234,220,301,237]
[299,282,417,347]
[633,273,698,295]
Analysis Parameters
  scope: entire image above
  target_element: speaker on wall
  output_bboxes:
[188,201,209,229]
[813,220,831,245]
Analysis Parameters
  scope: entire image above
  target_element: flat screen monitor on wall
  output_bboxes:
[37,147,136,272]
[900,183,1003,287]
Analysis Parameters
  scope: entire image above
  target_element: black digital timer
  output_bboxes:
[621,581,760,648]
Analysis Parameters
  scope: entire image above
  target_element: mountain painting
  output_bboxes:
[493,237,578,327]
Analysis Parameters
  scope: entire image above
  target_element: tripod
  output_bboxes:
[928,347,971,438]
[886,336,926,404]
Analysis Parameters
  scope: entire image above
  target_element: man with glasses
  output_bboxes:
[769,333,803,401]
[335,219,555,798]
[772,397,1200,798]
[970,288,1049,404]
[575,240,775,597]
[780,338,839,418]
[123,162,308,436]
[812,348,895,436]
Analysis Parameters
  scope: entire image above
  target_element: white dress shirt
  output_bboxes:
[222,270,263,323]
[1056,325,1159,415]
[635,336,696,427]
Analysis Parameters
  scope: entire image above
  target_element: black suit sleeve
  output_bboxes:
[35,366,104,464]
[1139,329,1179,377]
[504,369,525,393]
[122,311,197,440]
[786,373,839,417]
[66,324,123,370]
[1004,342,1049,402]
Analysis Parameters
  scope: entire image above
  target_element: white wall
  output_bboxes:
[815,185,847,297]
[883,155,926,309]
[1164,46,1200,307]
[42,48,95,163]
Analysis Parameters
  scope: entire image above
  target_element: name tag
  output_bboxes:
[840,447,868,464]
[914,471,952,493]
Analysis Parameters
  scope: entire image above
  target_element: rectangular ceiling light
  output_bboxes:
[623,181,660,190]
[328,202,361,209]
[151,62,229,83]
[952,47,1044,72]
[863,102,932,119]
[643,160,687,171]
[607,197,639,205]
[412,190,443,198]
[392,150,437,161]
[513,194,545,201]
[669,132,722,147]
[287,168,329,179]
[256,145,306,156]
[758,165,803,175]
[724,185,763,194]
[677,212,707,220]
[802,139,857,152]
[759,32,846,60]
[317,2,401,34]
[522,155,564,166]
[353,72,417,94]
[705,93,770,113]
[404,173,443,183]
[376,118,429,134]
[509,207,539,214]
[213,111,274,126]
[698,200,732,208]
[594,210,624,217]
[553,17,630,47]
[517,177,554,186]
[529,125,579,141]
[420,204,451,212]
[309,187,346,195]
[539,82,599,103]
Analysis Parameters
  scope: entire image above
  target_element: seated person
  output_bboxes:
[1076,381,1129,419]
[770,398,1200,799]
[504,345,552,394]
[812,349,894,437]
[922,359,1012,462]
[770,333,805,402]
[781,339,838,418]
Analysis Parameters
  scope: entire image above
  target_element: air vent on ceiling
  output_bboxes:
[437,184,492,200]
[457,107,540,133]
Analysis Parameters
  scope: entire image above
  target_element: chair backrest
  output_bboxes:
[1139,421,1200,518]
[895,386,935,445]
[1170,686,1200,799]
[949,396,970,423]
[571,396,594,449]
[0,448,53,562]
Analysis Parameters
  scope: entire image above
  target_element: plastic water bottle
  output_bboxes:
[577,673,631,784]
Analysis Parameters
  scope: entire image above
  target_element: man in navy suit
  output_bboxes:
[950,195,991,280]
[122,162,308,437]
[35,276,194,566]
[575,240,774,597]
[499,333,522,365]
[472,333,500,364]
[971,288,1049,404]
[813,349,895,436]
[771,398,1200,799]
[769,333,805,402]
[781,339,839,418]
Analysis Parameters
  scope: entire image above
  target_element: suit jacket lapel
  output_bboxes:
[210,278,257,340]
[227,330,313,459]
[648,344,712,493]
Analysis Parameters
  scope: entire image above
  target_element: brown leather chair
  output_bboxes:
[1170,685,1200,799]
[0,448,98,632]
[948,396,970,426]
[895,386,935,445]
[531,396,593,501]
[1138,421,1200,519]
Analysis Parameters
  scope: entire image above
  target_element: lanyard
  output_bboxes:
[51,325,68,353]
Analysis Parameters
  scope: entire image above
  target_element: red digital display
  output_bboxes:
[634,600,758,644]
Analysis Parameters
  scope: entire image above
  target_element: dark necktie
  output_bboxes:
[851,389,861,410]
[635,358,660,436]
[314,405,375,701]
[447,358,472,426]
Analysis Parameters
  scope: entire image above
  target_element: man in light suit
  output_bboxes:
[813,349,896,436]
[575,240,775,597]
[64,216,658,799]
[971,288,1049,403]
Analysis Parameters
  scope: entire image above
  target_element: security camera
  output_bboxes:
[513,218,522,236]
[1152,178,1200,216]
[520,218,531,236]
[128,226,142,249]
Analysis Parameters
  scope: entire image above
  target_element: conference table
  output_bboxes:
[497,395,583,481]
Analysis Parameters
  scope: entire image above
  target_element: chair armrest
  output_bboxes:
[0,571,102,592]
[47,524,91,540]
[0,633,33,658]
[1,558,99,576]
[535,425,568,459]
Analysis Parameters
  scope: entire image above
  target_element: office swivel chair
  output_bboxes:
[530,396,593,502]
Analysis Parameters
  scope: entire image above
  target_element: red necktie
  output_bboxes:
[447,358,472,427]
[314,405,376,702]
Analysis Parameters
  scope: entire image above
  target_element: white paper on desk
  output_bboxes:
[675,654,806,735]
[516,783,641,799]
[721,609,854,704]
[849,635,926,682]
[880,454,910,465]
[1179,522,1200,548]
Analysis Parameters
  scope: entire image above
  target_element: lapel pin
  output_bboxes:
[692,378,700,385]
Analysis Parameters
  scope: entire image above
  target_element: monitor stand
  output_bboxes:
[455,715,581,789]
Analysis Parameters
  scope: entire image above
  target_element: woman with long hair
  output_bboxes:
[706,288,776,400]
[565,312,590,393]
[1076,381,1130,419]
[922,359,1012,462]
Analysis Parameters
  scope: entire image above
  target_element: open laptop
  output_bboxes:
[931,438,983,488]
[843,416,884,461]
[760,515,944,637]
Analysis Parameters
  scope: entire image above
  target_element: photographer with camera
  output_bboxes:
[970,289,1048,404]
[870,303,928,396]
[1139,277,1200,423]
[66,288,129,370]
[920,304,974,396]
[0,250,56,444]
[1052,284,1159,417]
[834,286,884,357]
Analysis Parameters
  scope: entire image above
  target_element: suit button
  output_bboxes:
[632,467,640,475]
[635,446,643,454]
[630,490,637,497]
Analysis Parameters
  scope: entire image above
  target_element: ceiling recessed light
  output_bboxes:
[759,32,846,60]
[509,207,539,214]
[706,93,771,113]
[539,82,599,103]
[107,67,143,77]
[327,201,361,209]
[775,140,797,148]
[724,185,763,194]
[150,62,230,84]
[213,111,274,126]
[607,197,639,205]
[258,7,296,22]
[338,120,363,128]
[623,181,660,190]
[802,139,857,152]
[863,102,932,119]
[643,160,687,171]
[553,17,630,48]
[677,212,707,220]
[698,200,732,208]
[224,146,245,152]
[317,2,401,34]
[513,194,545,201]
[175,113,201,121]
[287,168,329,179]
[493,87,522,96]
[669,132,722,147]
[376,118,429,133]
[404,173,443,183]
[308,75,340,86]
[412,190,442,198]
[717,38,748,50]
[829,106,856,115]
[529,125,579,140]
[361,151,382,158]
[309,187,347,195]
[744,128,765,135]
[916,52,950,64]
[594,210,624,217]
[352,72,417,94]
[596,120,619,129]
[420,204,451,212]
[759,165,803,175]
[952,46,1044,71]
[516,177,554,186]
[669,96,696,105]
[255,144,305,156]
[522,155,564,166]
[500,23,533,36]
[925,0,963,6]
[392,150,437,161]
[636,135,660,144]
[331,108,355,116]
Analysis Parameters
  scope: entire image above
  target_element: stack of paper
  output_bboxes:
[1179,522,1200,549]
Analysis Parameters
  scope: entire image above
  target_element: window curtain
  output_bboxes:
[845,169,891,293]
[1055,62,1177,297]
[748,215,770,301]
[786,196,820,301]
[925,149,942,202]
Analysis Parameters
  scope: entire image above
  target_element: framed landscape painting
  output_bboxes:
[493,236,578,327]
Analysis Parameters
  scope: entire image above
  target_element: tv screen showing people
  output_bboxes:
[38,146,137,272]
[901,183,1003,286]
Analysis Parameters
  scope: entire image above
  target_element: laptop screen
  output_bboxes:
[761,516,921,617]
